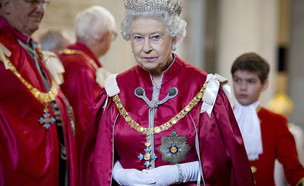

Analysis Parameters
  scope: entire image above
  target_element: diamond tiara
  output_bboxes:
[123,0,183,16]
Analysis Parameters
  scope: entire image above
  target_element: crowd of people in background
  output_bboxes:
[0,0,303,186]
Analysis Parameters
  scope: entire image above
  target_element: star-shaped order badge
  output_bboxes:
[138,143,157,168]
[157,130,190,165]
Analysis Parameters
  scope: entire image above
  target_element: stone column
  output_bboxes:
[179,0,206,69]
[288,0,304,128]
[216,0,279,105]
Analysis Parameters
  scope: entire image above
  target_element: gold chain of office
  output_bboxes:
[5,56,58,103]
[112,81,209,136]
[60,49,99,70]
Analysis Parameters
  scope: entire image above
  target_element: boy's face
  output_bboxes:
[232,70,268,106]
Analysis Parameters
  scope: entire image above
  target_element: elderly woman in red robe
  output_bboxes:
[79,0,254,185]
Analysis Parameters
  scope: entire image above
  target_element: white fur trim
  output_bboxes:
[104,74,120,97]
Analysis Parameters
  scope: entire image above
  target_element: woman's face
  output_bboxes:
[130,17,175,75]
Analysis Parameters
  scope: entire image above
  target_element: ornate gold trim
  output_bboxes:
[112,82,208,135]
[60,49,98,70]
[6,56,58,103]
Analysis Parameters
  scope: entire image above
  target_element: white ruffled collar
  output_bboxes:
[234,100,263,160]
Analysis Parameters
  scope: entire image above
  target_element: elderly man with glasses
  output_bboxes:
[0,0,78,186]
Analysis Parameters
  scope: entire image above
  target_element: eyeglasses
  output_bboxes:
[23,0,50,9]
[111,31,118,41]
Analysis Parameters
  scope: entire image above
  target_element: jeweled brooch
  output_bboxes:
[39,106,55,129]
[138,142,157,168]
[157,130,190,165]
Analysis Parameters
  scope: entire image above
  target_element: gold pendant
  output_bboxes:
[38,103,55,129]
[138,141,157,168]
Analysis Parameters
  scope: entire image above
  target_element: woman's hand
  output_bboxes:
[143,164,180,186]
[112,161,156,186]
[143,161,200,185]
[112,160,199,185]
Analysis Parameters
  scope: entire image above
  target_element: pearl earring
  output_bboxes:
[172,45,176,51]
[131,48,133,53]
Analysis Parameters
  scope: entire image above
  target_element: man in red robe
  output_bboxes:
[58,6,116,159]
[0,0,77,185]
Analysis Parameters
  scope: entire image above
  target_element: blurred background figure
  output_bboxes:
[39,30,72,85]
[58,5,116,162]
[39,30,72,55]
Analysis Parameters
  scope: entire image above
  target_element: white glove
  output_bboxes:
[144,161,199,185]
[179,161,199,182]
[143,164,179,186]
[112,161,156,186]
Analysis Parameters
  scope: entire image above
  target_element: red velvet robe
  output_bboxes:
[59,42,103,160]
[0,16,77,186]
[79,55,254,186]
[250,107,304,186]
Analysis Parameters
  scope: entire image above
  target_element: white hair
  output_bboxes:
[75,6,116,41]
[120,10,187,46]
[39,30,69,51]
